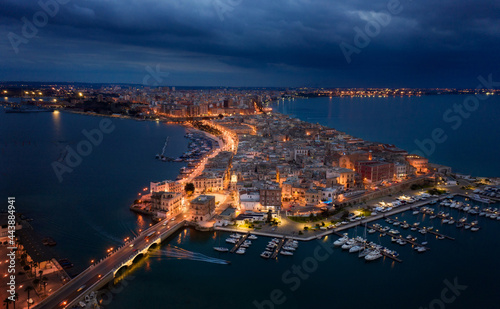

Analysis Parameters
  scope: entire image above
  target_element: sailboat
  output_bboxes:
[358,223,372,258]
[213,232,229,252]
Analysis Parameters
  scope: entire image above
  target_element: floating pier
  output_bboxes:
[271,238,285,259]
[380,250,403,263]
[367,225,430,250]
[425,229,455,240]
[230,233,249,253]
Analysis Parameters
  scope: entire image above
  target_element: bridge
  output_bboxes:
[34,219,187,309]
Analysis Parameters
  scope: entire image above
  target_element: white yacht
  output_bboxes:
[358,248,372,258]
[365,250,382,261]
[280,251,293,256]
[341,240,355,250]
[213,247,229,252]
[248,235,258,240]
[260,251,272,259]
[349,245,363,253]
[333,236,348,246]
[415,246,427,253]
[236,248,246,254]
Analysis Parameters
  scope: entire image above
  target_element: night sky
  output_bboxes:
[1,0,499,87]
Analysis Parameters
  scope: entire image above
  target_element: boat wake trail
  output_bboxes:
[149,246,230,265]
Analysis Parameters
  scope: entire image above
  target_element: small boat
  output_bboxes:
[365,250,382,261]
[248,235,258,240]
[349,245,363,253]
[213,247,229,252]
[236,248,246,254]
[358,248,372,258]
[260,251,272,259]
[58,259,74,269]
[437,236,445,240]
[226,238,237,244]
[412,210,420,215]
[367,229,376,234]
[230,234,241,239]
[333,236,348,246]
[280,251,293,256]
[415,246,427,253]
[282,246,296,251]
[341,240,355,250]
[470,226,480,232]
[42,237,57,246]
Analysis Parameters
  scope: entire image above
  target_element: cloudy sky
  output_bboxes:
[1,0,499,87]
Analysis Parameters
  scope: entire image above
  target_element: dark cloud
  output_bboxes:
[0,0,499,87]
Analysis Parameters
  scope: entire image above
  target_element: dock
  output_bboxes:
[425,229,455,240]
[230,233,249,253]
[271,238,285,259]
[367,225,430,249]
[380,250,403,263]
[390,217,455,241]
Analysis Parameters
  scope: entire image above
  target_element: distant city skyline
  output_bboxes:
[1,0,499,87]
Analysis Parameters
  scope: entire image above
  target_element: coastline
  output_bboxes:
[4,101,500,308]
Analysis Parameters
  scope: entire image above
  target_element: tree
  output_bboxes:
[13,293,18,309]
[3,298,12,309]
[267,210,272,222]
[184,183,195,195]
[42,277,48,294]
[218,114,224,119]
[24,286,34,309]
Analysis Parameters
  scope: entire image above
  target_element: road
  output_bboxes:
[35,218,184,309]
